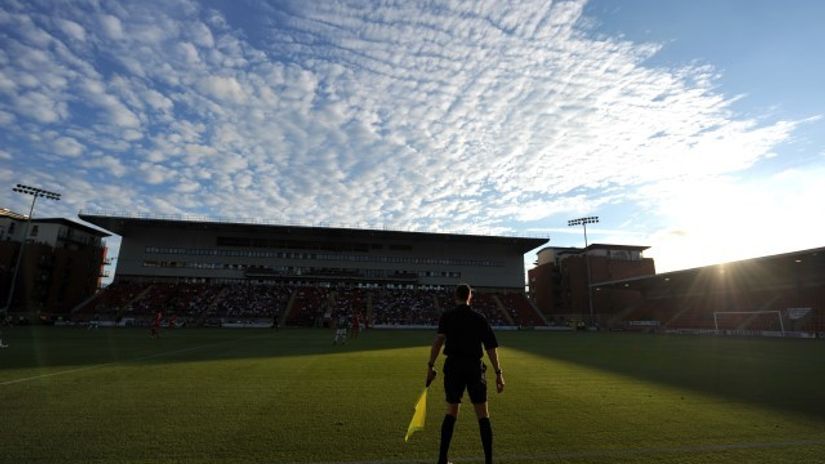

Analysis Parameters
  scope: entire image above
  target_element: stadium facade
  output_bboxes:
[80,212,547,290]
[528,244,655,322]
[0,209,109,313]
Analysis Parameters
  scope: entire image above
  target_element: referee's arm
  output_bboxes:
[486,347,505,393]
[426,334,445,385]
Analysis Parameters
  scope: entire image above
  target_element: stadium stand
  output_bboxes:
[498,292,545,326]
[613,287,821,334]
[597,247,825,336]
[214,283,290,318]
[69,212,548,329]
[470,291,508,326]
[331,286,366,321]
[75,281,547,328]
[371,288,441,326]
[78,280,150,316]
[287,286,331,327]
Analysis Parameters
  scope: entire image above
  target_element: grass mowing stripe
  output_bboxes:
[0,332,262,386]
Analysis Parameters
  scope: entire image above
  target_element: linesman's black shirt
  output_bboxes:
[437,304,499,359]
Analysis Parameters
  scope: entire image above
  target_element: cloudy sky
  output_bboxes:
[1,0,823,276]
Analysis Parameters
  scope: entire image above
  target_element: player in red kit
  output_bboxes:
[150,310,162,339]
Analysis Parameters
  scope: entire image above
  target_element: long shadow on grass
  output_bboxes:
[497,331,825,420]
[0,326,435,373]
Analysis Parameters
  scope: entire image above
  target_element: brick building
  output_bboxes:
[528,244,655,324]
[0,210,109,314]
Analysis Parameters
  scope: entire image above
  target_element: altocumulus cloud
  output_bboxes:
[0,0,807,236]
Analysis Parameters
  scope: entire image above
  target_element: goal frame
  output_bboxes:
[713,310,785,335]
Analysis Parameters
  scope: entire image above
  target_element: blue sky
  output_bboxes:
[1,0,823,277]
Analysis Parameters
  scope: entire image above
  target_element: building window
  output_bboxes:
[9,222,16,234]
[31,225,39,237]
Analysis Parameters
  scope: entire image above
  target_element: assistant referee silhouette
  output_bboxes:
[426,284,505,464]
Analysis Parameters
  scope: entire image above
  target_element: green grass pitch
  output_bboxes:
[2,327,824,463]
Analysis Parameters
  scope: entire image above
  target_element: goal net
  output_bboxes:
[713,310,785,335]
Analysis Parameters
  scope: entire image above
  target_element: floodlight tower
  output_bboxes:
[2,184,62,314]
[568,216,599,326]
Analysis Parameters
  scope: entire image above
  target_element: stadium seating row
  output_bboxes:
[76,281,545,328]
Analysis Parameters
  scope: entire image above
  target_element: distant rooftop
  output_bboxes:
[37,218,111,237]
[1,209,110,237]
[0,208,28,220]
[537,244,650,255]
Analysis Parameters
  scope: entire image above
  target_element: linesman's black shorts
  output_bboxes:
[443,357,487,404]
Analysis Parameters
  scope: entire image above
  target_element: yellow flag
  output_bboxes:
[404,388,428,442]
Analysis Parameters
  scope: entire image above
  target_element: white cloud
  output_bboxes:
[129,23,172,45]
[80,78,142,128]
[115,56,147,78]
[0,149,11,160]
[15,16,53,47]
[189,21,214,47]
[143,89,174,111]
[52,136,84,157]
[197,75,247,103]
[220,154,248,173]
[0,0,820,255]
[174,179,201,193]
[122,129,143,141]
[13,90,67,123]
[0,168,13,182]
[98,14,124,40]
[176,42,201,65]
[0,110,15,125]
[56,18,86,41]
[0,72,16,93]
[139,162,174,184]
[87,155,128,177]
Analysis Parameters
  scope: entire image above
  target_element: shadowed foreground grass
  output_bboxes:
[2,327,824,463]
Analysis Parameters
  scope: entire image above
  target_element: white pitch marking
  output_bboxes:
[0,362,117,386]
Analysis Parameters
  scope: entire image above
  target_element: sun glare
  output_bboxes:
[649,170,825,272]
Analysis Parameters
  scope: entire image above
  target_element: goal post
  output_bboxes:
[713,310,785,335]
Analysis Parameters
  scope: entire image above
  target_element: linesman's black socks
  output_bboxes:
[438,414,457,464]
[479,417,493,464]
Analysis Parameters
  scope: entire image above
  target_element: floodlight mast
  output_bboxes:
[568,216,599,326]
[3,184,62,314]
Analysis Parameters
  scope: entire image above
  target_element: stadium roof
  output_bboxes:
[586,244,650,251]
[536,244,650,255]
[592,245,825,292]
[79,212,547,253]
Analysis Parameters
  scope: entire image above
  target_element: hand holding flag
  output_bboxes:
[426,366,437,388]
[404,368,436,442]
